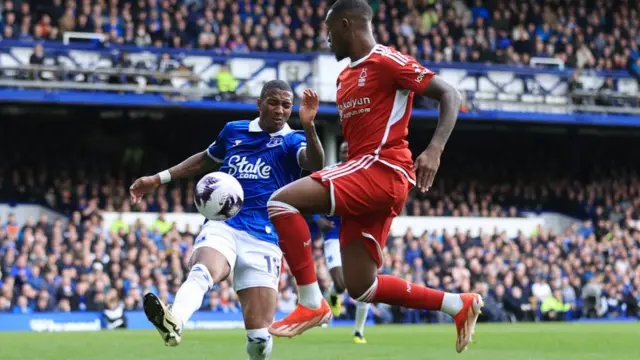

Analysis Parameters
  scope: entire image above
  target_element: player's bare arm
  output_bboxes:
[414,76,463,192]
[297,88,325,171]
[129,151,219,203]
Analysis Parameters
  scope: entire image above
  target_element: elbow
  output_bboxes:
[309,158,325,172]
[309,153,325,172]
[449,88,463,108]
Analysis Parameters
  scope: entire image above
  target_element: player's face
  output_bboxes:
[258,89,293,133]
[325,11,350,61]
[339,142,348,162]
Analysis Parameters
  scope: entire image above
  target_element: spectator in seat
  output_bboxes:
[596,77,616,106]
[541,289,572,321]
[12,295,32,314]
[58,8,75,35]
[581,276,607,318]
[29,44,45,80]
[277,287,298,313]
[532,275,552,303]
[215,64,238,100]
[504,286,534,322]
[3,24,14,39]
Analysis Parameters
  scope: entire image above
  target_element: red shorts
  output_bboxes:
[310,155,413,267]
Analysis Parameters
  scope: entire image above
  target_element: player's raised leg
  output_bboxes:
[238,287,277,360]
[266,177,332,337]
[341,235,483,353]
[143,226,233,346]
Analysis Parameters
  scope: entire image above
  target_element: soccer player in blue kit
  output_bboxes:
[129,80,325,360]
[310,141,370,344]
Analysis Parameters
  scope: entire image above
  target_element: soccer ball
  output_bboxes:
[194,172,244,221]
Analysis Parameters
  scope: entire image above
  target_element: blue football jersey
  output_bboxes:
[323,215,341,240]
[206,119,307,245]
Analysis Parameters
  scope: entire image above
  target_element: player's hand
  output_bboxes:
[299,88,319,127]
[413,145,442,192]
[315,217,335,232]
[129,175,161,204]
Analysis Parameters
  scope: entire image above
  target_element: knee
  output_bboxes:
[246,328,273,360]
[345,278,377,302]
[185,263,215,289]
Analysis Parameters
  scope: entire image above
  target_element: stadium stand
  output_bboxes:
[0,0,638,335]
[1,118,638,322]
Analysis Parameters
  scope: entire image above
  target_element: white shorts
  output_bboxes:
[323,238,342,270]
[191,221,282,292]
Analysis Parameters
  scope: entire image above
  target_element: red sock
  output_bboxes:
[268,201,317,286]
[367,275,444,310]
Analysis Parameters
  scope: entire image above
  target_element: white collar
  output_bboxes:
[248,118,294,137]
[350,44,380,68]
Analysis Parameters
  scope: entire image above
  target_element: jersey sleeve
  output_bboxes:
[206,124,230,163]
[285,131,308,169]
[382,51,435,94]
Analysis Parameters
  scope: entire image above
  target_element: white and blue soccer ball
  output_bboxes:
[194,172,244,221]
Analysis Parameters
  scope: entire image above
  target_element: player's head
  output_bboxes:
[339,141,348,162]
[257,80,293,133]
[325,0,374,61]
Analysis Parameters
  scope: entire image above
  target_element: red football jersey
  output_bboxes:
[336,44,434,184]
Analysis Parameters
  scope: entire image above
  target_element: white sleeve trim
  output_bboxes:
[206,148,223,163]
[296,146,307,168]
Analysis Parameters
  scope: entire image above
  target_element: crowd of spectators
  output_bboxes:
[1,113,639,322]
[0,0,638,72]
[1,198,638,322]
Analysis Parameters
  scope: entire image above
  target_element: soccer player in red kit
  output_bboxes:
[267,0,483,352]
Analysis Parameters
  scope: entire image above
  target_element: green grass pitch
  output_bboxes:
[0,323,636,360]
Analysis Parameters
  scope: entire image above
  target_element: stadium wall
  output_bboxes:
[0,204,68,226]
[101,212,576,237]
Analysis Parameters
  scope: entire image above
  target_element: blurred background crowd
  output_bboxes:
[0,0,639,72]
[1,118,638,323]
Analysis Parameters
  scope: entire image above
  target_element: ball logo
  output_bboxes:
[228,155,272,179]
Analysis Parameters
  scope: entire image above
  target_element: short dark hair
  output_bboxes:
[329,0,373,21]
[260,80,293,98]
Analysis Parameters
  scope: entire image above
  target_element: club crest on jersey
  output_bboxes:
[267,136,284,148]
[358,68,367,87]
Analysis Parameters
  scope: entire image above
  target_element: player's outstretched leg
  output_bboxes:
[266,177,332,337]
[238,287,277,360]
[342,239,483,353]
[144,246,231,346]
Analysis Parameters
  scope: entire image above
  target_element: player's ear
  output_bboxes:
[341,18,349,30]
[256,97,262,111]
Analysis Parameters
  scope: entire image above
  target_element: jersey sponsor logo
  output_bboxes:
[358,68,368,87]
[412,63,429,83]
[233,139,242,147]
[338,97,372,120]
[266,137,284,148]
[338,97,371,111]
[228,155,272,179]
